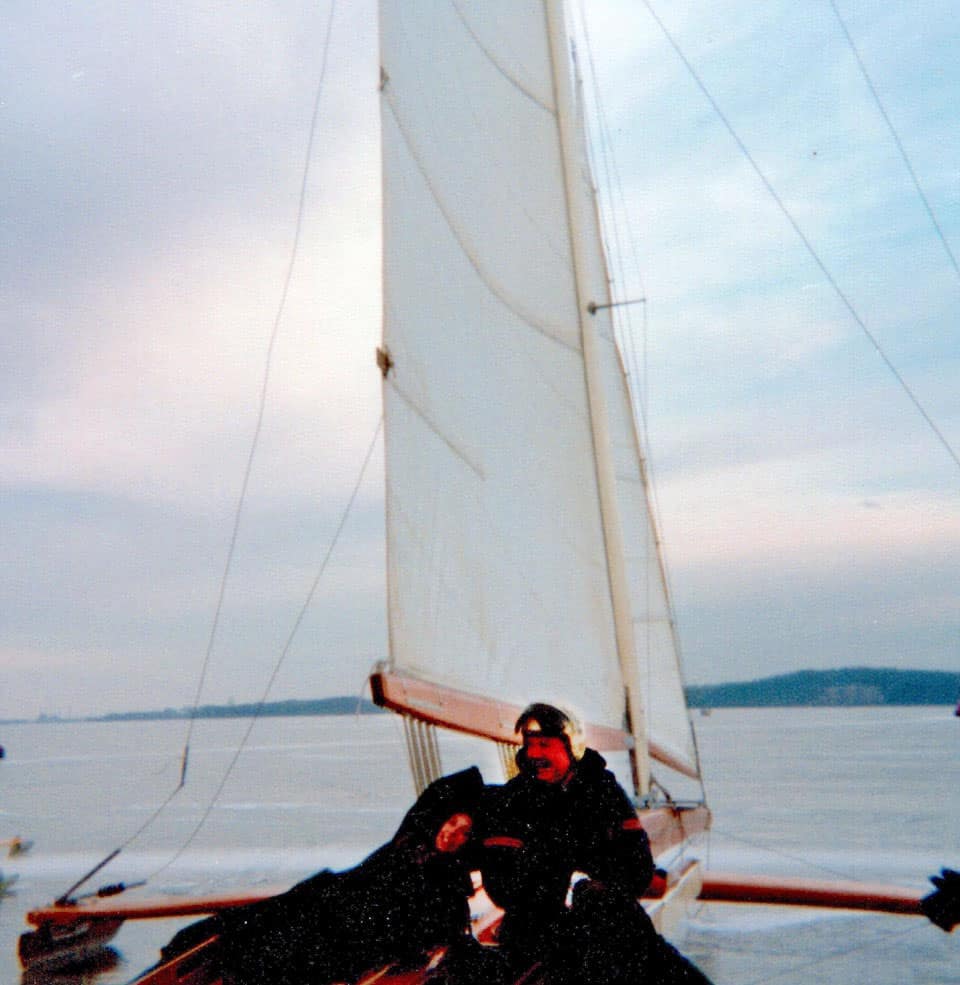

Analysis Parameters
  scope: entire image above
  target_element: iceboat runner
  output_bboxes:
[21,1,955,982]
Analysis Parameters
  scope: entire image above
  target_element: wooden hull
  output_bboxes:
[129,936,222,985]
[24,887,287,928]
[136,942,460,985]
[114,861,932,985]
[21,802,710,973]
[132,898,503,985]
[20,804,928,983]
[24,857,930,984]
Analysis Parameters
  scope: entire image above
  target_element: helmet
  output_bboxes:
[514,702,585,761]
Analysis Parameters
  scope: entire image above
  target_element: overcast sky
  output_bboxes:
[2,1,957,721]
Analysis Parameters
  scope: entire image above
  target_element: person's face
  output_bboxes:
[434,812,473,853]
[523,734,573,784]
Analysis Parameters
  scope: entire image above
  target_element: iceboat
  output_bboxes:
[21,1,946,981]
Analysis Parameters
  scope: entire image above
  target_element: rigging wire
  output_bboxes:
[180,0,340,768]
[572,11,662,543]
[575,0,709,800]
[829,0,960,285]
[641,0,960,476]
[147,415,384,881]
[739,918,928,985]
[573,4,650,432]
[574,3,657,777]
[55,0,341,903]
[698,823,934,983]
[709,825,886,885]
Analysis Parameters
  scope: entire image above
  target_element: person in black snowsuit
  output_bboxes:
[161,766,484,985]
[474,703,712,984]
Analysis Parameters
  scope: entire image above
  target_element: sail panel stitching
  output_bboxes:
[381,95,581,355]
[386,377,485,479]
[450,0,556,116]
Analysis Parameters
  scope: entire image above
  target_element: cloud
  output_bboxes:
[1,1,957,721]
[0,2,390,719]
[2,0,384,517]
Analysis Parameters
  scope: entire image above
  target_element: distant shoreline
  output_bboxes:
[4,668,957,725]
[684,666,957,709]
[6,696,383,726]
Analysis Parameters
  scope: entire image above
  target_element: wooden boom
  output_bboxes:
[370,667,701,779]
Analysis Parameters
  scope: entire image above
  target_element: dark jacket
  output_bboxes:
[218,836,473,985]
[162,767,483,985]
[478,749,653,929]
[474,754,713,984]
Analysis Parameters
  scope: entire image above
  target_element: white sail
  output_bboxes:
[379,0,699,781]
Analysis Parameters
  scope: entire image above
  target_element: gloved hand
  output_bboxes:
[570,878,607,906]
[920,867,960,932]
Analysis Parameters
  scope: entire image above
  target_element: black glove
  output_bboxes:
[920,868,960,932]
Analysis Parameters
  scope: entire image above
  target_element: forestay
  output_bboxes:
[378,0,699,785]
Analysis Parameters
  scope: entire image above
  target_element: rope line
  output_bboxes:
[642,0,960,475]
[709,825,898,884]
[576,0,708,797]
[147,416,383,881]
[739,917,927,985]
[55,0,340,903]
[181,0,340,758]
[829,0,960,284]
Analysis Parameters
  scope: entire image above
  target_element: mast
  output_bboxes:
[376,0,699,787]
[544,0,651,797]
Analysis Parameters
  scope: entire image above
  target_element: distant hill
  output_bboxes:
[10,668,958,724]
[685,667,959,708]
[92,696,383,722]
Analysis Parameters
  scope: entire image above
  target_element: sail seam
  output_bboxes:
[451,0,556,116]
[387,377,485,478]
[381,95,580,355]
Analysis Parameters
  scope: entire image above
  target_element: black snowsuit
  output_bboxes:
[475,749,712,984]
[161,767,483,985]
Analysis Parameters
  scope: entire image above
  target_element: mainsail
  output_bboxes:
[378,0,699,788]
